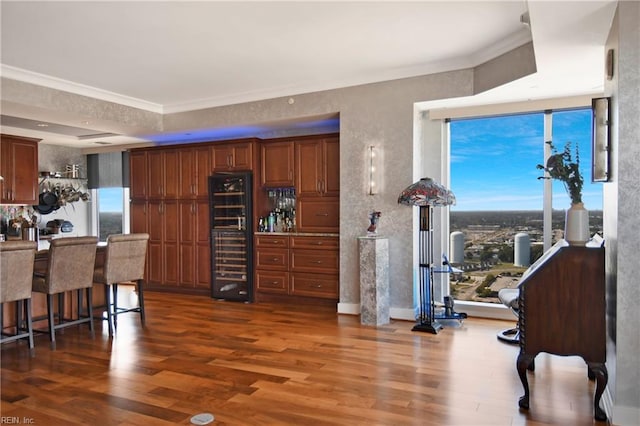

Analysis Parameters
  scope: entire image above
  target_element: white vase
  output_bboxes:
[565,202,590,245]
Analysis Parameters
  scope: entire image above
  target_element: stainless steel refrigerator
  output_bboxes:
[209,172,253,301]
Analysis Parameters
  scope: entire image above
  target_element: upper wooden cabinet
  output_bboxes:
[148,149,179,199]
[0,134,40,204]
[295,136,339,198]
[179,146,210,198]
[211,141,254,172]
[129,151,148,200]
[261,141,294,187]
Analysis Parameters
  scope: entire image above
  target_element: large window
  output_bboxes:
[449,108,602,305]
[96,187,125,241]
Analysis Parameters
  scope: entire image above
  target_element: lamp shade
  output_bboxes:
[397,177,456,207]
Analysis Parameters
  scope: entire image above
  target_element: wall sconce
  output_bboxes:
[368,145,378,195]
[592,97,611,182]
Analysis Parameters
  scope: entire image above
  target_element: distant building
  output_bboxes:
[450,231,465,264]
[514,232,531,267]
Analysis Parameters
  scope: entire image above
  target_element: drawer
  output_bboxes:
[290,272,338,299]
[255,234,289,248]
[256,270,288,294]
[296,198,339,232]
[255,248,289,270]
[290,249,339,274]
[290,235,338,250]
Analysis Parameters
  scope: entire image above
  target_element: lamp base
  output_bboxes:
[412,320,443,334]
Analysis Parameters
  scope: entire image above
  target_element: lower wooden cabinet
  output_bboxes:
[254,234,338,300]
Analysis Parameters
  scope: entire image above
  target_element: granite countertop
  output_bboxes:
[254,231,339,237]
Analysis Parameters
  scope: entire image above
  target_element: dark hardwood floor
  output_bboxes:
[1,287,607,425]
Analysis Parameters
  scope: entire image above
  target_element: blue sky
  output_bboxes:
[450,108,603,211]
[98,187,124,212]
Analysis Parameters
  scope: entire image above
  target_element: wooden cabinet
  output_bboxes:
[290,235,338,299]
[130,145,211,293]
[148,149,179,199]
[179,200,210,289]
[255,234,338,300]
[0,134,40,204]
[147,200,179,288]
[295,136,339,198]
[261,141,294,187]
[294,135,339,233]
[179,147,210,199]
[129,151,147,200]
[296,198,339,233]
[211,141,253,172]
[516,245,607,420]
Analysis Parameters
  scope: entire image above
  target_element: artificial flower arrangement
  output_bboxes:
[537,141,584,205]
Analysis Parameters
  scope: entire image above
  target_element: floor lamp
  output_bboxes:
[398,177,464,334]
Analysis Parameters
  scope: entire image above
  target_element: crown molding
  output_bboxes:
[1,64,163,114]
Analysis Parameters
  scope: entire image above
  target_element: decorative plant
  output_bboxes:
[537,141,583,205]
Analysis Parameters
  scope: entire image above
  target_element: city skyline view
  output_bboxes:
[450,108,603,212]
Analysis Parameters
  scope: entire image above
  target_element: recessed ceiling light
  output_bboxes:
[36,123,49,127]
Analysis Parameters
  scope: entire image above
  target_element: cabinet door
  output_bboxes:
[290,272,338,299]
[129,151,147,199]
[195,200,211,289]
[179,147,209,198]
[194,147,211,198]
[211,145,234,171]
[0,136,39,204]
[178,150,195,198]
[323,137,340,197]
[148,150,178,198]
[163,150,179,198]
[147,200,164,284]
[295,141,323,197]
[163,200,179,286]
[232,143,253,170]
[261,141,294,187]
[296,198,339,233]
[179,201,196,286]
[130,200,148,234]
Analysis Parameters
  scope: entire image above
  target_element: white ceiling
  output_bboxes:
[0,1,618,148]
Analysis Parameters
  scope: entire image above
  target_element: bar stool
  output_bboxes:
[32,236,98,349]
[93,233,149,335]
[0,241,37,353]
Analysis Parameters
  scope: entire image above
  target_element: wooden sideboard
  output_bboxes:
[516,243,607,421]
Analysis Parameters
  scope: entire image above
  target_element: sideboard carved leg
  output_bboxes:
[587,362,608,422]
[517,352,534,409]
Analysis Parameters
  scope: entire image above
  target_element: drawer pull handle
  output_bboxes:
[312,284,323,288]
[315,212,329,216]
[313,241,324,245]
[270,257,280,262]
[311,260,323,264]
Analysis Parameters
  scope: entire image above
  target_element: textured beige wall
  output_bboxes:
[1,43,535,312]
[604,2,640,424]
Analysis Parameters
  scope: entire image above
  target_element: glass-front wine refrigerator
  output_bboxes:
[209,172,253,301]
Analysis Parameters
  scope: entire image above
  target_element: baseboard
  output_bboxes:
[389,307,415,321]
[612,403,640,426]
[603,386,614,423]
[338,302,514,322]
[337,302,359,315]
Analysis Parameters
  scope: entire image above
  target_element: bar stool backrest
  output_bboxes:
[43,237,98,294]
[103,234,149,284]
[0,241,37,303]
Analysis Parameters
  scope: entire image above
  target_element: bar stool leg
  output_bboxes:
[112,283,119,329]
[86,287,94,337]
[25,299,34,354]
[137,279,146,326]
[104,284,113,336]
[47,294,56,349]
